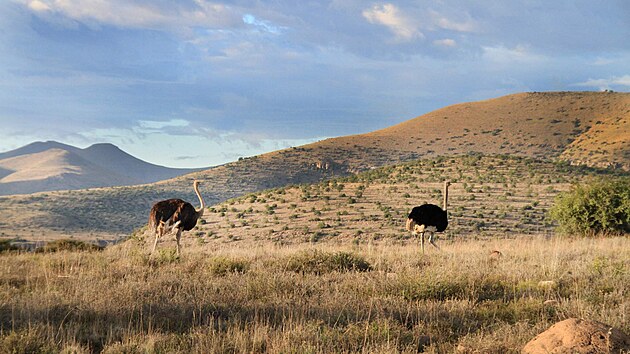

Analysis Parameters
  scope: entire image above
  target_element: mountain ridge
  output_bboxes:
[0,141,205,196]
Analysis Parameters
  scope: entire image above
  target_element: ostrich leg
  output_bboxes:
[151,222,163,254]
[151,234,159,254]
[175,228,182,256]
[428,232,441,250]
[420,231,426,254]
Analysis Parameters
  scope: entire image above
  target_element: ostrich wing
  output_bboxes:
[171,202,199,231]
[149,199,185,231]
[408,204,448,232]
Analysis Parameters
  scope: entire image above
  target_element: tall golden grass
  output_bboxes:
[1,235,628,353]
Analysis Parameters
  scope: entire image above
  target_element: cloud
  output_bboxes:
[2,0,630,168]
[430,11,477,33]
[433,38,456,47]
[175,155,201,161]
[482,45,546,63]
[242,14,285,34]
[138,119,190,130]
[20,0,242,30]
[362,3,422,41]
[574,75,630,90]
[27,0,49,11]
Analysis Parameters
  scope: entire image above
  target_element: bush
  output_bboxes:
[35,239,104,253]
[208,256,249,276]
[549,178,630,236]
[0,328,57,354]
[284,250,372,274]
[0,239,19,253]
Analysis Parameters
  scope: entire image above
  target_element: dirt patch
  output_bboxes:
[522,318,630,353]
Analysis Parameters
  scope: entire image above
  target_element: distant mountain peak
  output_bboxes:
[0,141,204,195]
[86,142,117,148]
[83,143,121,152]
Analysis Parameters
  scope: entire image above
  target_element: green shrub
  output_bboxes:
[207,256,249,276]
[549,178,630,236]
[0,328,57,354]
[35,239,103,253]
[0,239,19,253]
[284,250,372,274]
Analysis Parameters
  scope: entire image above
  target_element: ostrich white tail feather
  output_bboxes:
[406,218,416,232]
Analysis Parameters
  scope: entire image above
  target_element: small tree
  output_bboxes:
[549,178,630,236]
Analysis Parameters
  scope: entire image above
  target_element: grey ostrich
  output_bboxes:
[148,180,205,256]
[406,181,451,254]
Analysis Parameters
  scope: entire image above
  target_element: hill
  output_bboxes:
[0,141,203,195]
[1,154,625,246]
[148,155,627,251]
[306,91,629,170]
[178,91,628,196]
[0,91,628,241]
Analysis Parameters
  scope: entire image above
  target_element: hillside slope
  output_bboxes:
[0,91,628,240]
[309,91,629,170]
[0,141,203,195]
[171,91,628,200]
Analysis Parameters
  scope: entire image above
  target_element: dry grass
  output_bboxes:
[0,236,628,353]
[1,153,627,352]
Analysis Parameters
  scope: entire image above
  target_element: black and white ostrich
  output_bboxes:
[148,180,205,256]
[406,181,451,254]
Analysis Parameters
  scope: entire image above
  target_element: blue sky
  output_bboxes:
[0,0,628,167]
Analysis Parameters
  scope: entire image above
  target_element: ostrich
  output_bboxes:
[148,180,205,256]
[406,181,451,254]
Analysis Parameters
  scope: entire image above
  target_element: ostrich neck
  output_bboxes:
[194,183,205,217]
[443,182,449,212]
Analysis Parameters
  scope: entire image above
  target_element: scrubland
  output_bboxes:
[1,154,628,353]
[1,235,628,353]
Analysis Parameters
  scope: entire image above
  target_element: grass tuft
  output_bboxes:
[35,239,103,253]
[283,249,372,274]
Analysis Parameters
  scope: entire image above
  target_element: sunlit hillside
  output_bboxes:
[0,92,628,244]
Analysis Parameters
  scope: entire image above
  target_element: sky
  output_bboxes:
[0,1,629,168]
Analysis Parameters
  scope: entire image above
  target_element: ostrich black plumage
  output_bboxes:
[406,181,451,254]
[148,180,205,255]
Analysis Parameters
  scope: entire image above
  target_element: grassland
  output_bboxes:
[1,153,629,353]
[0,236,628,353]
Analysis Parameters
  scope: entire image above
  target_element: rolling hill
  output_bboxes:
[0,91,628,242]
[308,91,629,170]
[0,141,204,196]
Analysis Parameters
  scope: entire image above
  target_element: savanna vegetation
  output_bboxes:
[0,237,628,353]
[550,178,630,236]
[1,154,628,353]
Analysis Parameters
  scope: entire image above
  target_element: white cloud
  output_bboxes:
[362,3,422,41]
[242,14,285,34]
[574,75,630,90]
[433,38,456,47]
[482,45,545,63]
[27,0,49,11]
[138,119,190,130]
[20,0,241,30]
[431,11,476,33]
